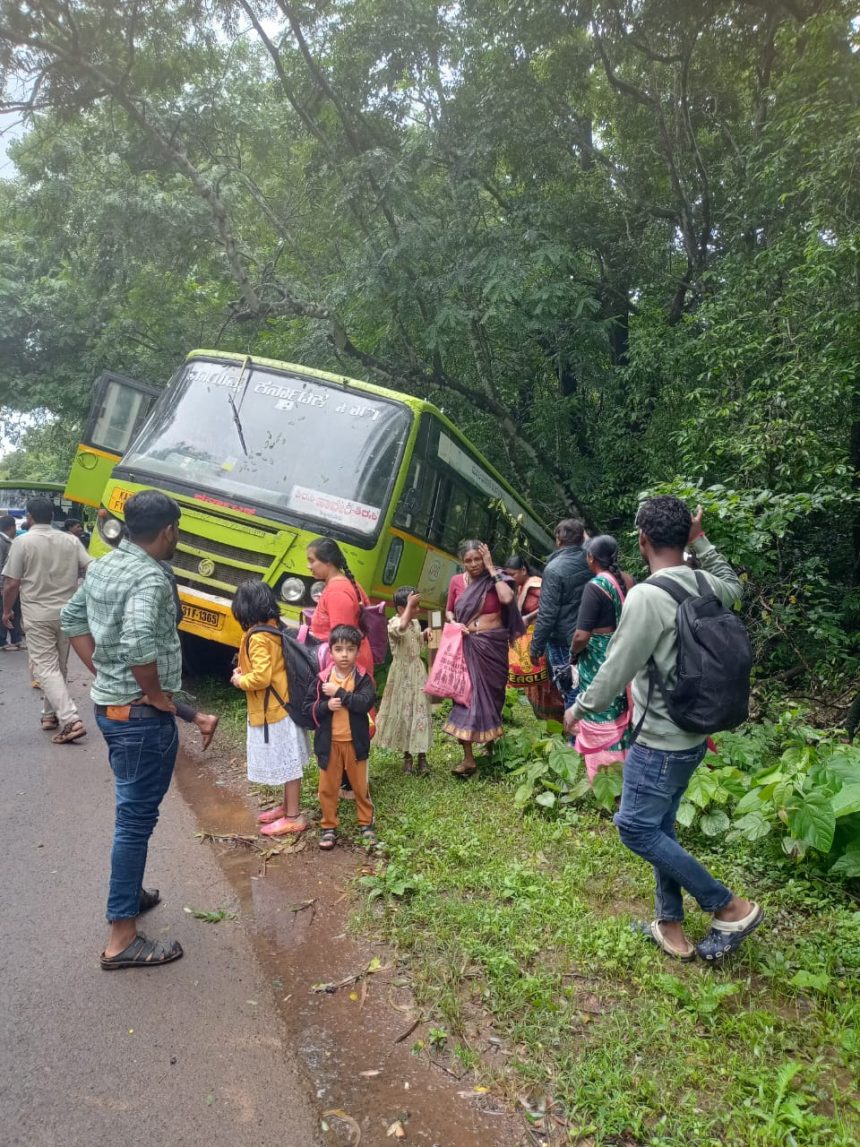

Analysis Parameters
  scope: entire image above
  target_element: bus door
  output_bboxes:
[65,373,161,507]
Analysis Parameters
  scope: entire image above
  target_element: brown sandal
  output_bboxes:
[451,762,478,779]
[52,720,87,744]
[100,934,183,970]
[41,715,60,731]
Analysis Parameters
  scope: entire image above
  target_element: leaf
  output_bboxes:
[787,792,836,853]
[732,811,772,842]
[829,849,860,879]
[831,784,860,818]
[790,970,831,993]
[591,765,623,811]
[699,810,731,836]
[675,800,696,828]
[535,790,556,808]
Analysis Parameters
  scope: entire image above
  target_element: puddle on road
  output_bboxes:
[173,747,523,1147]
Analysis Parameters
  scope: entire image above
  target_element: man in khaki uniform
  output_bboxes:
[2,497,92,743]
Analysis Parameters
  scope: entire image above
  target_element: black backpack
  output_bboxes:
[246,624,319,734]
[633,571,752,738]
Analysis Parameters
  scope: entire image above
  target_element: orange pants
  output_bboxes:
[318,741,374,829]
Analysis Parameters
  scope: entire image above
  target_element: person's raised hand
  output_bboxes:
[407,591,421,612]
[477,542,495,571]
[688,504,705,544]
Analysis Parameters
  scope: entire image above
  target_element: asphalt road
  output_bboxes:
[0,647,319,1147]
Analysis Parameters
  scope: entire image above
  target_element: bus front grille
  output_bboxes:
[176,527,271,569]
[171,548,266,591]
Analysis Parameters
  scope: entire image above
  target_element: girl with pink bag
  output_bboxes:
[569,535,636,781]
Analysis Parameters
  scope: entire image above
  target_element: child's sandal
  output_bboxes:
[359,826,378,848]
[403,753,414,775]
[319,829,336,851]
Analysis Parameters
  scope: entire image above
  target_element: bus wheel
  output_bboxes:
[180,633,234,679]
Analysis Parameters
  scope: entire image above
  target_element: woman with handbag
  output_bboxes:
[443,540,524,778]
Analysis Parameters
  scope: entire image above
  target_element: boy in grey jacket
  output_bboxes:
[566,496,762,963]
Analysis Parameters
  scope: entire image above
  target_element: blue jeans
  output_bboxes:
[614,741,733,922]
[546,641,578,710]
[96,712,179,922]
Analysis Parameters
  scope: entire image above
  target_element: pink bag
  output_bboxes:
[423,623,472,707]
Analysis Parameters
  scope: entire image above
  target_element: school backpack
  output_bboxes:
[246,623,319,731]
[634,571,752,737]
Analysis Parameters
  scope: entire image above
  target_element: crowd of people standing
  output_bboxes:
[2,489,760,970]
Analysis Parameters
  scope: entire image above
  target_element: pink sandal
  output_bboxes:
[257,805,285,824]
[260,816,307,837]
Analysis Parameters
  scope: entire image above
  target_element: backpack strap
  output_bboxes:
[629,576,694,743]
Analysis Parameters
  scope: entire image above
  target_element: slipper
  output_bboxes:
[52,720,86,745]
[697,902,764,963]
[260,816,307,837]
[100,934,183,970]
[257,805,285,824]
[649,919,696,961]
[41,714,60,731]
[339,787,356,801]
[319,829,336,851]
[139,888,161,914]
[359,826,378,848]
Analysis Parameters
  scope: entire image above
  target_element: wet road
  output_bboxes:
[0,650,319,1147]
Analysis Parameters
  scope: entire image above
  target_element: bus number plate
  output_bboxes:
[107,487,130,514]
[182,604,224,631]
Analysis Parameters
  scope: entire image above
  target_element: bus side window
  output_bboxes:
[440,481,468,553]
[394,456,437,536]
[465,497,491,546]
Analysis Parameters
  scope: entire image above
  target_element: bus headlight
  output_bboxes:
[310,580,325,603]
[98,512,124,545]
[280,577,306,604]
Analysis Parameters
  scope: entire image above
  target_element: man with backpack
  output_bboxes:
[565,496,762,963]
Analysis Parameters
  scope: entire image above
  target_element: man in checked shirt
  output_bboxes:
[62,490,196,969]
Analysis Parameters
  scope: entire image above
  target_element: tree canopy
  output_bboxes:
[1,0,858,685]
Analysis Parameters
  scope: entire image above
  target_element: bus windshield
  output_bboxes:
[122,359,412,535]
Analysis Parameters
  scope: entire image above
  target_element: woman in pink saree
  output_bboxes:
[570,536,636,782]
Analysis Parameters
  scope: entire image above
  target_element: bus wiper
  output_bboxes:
[228,392,248,455]
[227,356,252,455]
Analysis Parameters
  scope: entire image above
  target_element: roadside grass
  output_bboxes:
[189,676,860,1145]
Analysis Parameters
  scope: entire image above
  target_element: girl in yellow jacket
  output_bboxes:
[230,581,310,837]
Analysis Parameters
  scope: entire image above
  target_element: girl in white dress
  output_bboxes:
[230,581,310,837]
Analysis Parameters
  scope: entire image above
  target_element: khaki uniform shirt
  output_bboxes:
[4,524,93,626]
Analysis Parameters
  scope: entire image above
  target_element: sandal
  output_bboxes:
[319,829,337,851]
[648,919,696,962]
[138,888,161,914]
[52,720,86,745]
[417,755,430,776]
[41,715,60,731]
[697,902,764,963]
[100,934,183,970]
[403,753,414,775]
[451,762,477,779]
[257,805,286,824]
[260,815,307,837]
[359,826,378,848]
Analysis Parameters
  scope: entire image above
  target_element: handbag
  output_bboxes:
[508,625,548,687]
[423,623,472,707]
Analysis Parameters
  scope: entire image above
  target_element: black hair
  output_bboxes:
[635,496,691,550]
[555,518,584,546]
[26,496,54,524]
[62,518,83,532]
[125,490,181,542]
[308,536,360,593]
[393,585,417,609]
[586,535,626,587]
[505,553,533,574]
[458,538,483,559]
[329,623,362,648]
[0,514,15,534]
[231,579,283,631]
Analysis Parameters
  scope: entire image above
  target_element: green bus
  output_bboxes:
[88,351,553,648]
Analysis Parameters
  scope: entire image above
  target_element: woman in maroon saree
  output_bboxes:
[444,540,525,777]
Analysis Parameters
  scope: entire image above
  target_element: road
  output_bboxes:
[0,647,319,1147]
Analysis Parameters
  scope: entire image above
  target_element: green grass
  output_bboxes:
[189,676,860,1145]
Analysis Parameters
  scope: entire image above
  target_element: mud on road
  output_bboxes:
[175,735,525,1147]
